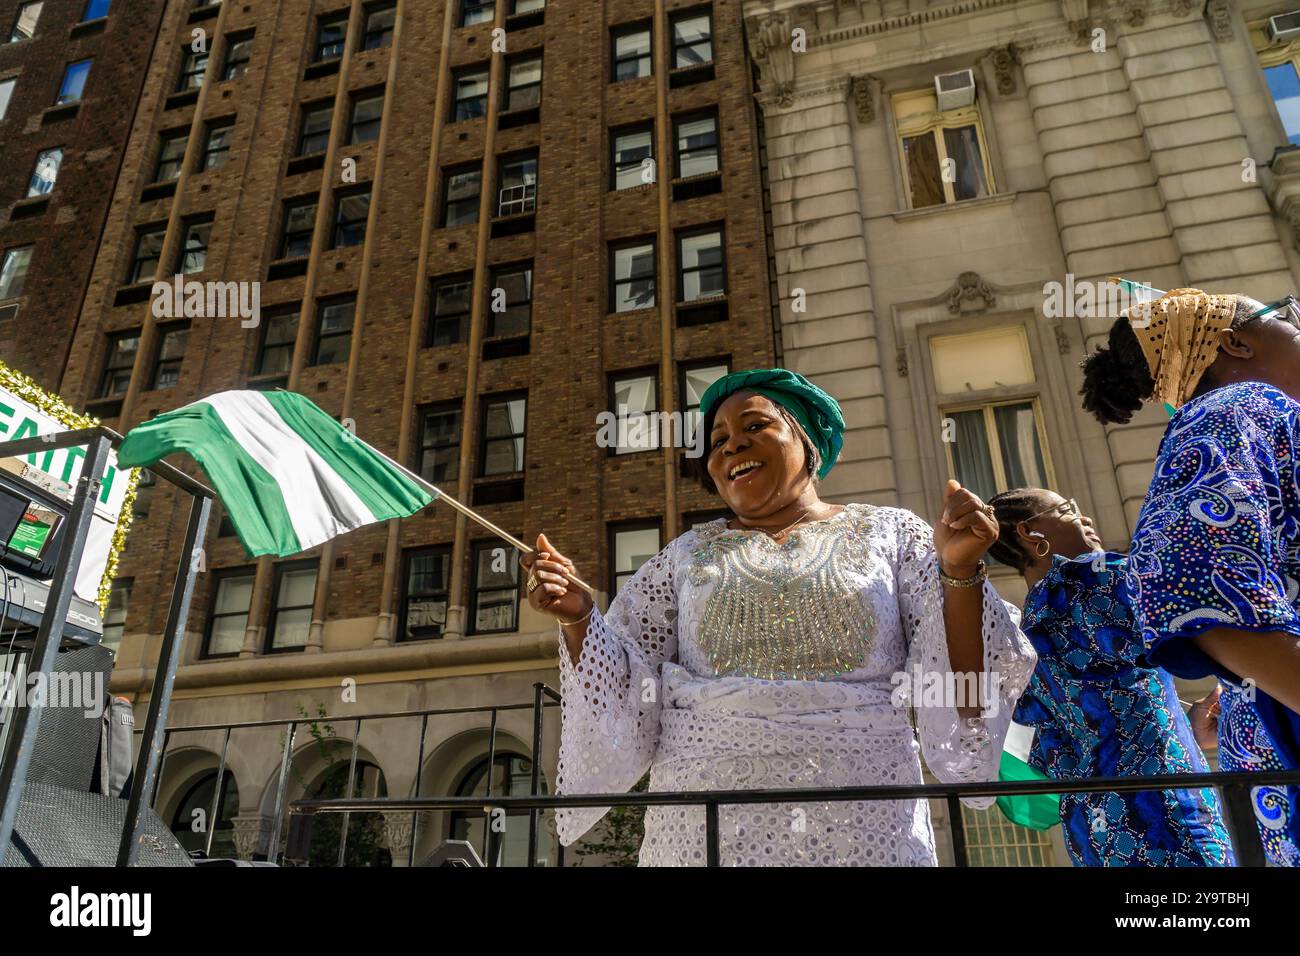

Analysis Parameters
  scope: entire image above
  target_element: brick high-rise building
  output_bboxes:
[0,0,169,390]
[47,0,775,863]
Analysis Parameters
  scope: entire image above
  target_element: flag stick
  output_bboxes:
[356,436,597,598]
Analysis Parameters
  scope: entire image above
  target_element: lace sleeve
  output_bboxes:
[889,508,1037,808]
[554,540,679,845]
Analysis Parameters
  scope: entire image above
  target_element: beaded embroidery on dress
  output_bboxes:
[688,507,877,680]
[553,503,1036,866]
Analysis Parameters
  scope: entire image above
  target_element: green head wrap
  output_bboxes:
[698,368,844,480]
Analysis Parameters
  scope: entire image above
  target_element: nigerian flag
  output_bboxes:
[996,721,1061,831]
[117,390,434,557]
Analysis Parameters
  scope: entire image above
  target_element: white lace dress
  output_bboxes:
[555,503,1036,866]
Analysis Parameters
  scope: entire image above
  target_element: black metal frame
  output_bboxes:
[0,425,213,866]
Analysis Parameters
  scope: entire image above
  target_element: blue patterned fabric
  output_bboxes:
[1127,381,1300,862]
[1014,552,1233,866]
[1217,681,1300,866]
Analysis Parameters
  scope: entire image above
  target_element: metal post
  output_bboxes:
[0,434,108,866]
[268,721,298,864]
[705,801,720,867]
[408,712,428,867]
[150,730,171,808]
[482,707,497,866]
[205,727,232,857]
[336,719,361,867]
[528,682,544,868]
[947,795,969,867]
[1220,782,1267,867]
[117,492,210,866]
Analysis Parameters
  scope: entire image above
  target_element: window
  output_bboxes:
[418,404,461,483]
[504,55,541,112]
[429,274,471,345]
[203,569,253,657]
[892,87,993,209]
[612,125,653,190]
[279,198,316,259]
[151,324,188,389]
[0,79,14,120]
[1255,27,1300,145]
[0,247,33,300]
[82,0,111,22]
[961,804,1056,866]
[610,370,658,455]
[222,32,253,80]
[453,66,488,120]
[488,263,531,338]
[610,239,655,312]
[314,296,354,365]
[9,2,42,42]
[680,360,728,449]
[612,24,651,81]
[315,13,348,61]
[266,561,317,651]
[931,327,1051,502]
[479,394,525,475]
[57,60,92,105]
[677,228,724,302]
[298,101,332,155]
[442,164,480,226]
[256,307,298,375]
[510,0,544,13]
[461,0,494,28]
[348,91,383,143]
[470,540,518,633]
[154,130,188,182]
[200,119,234,170]
[332,188,370,247]
[100,577,130,655]
[610,524,660,595]
[675,112,718,178]
[449,753,554,865]
[362,2,395,50]
[129,227,166,283]
[497,153,536,216]
[26,147,61,197]
[179,218,212,274]
[177,47,208,92]
[400,546,451,640]
[99,331,139,397]
[670,10,712,68]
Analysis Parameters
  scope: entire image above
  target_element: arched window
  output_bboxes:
[448,753,554,866]
[170,771,238,858]
[305,761,390,867]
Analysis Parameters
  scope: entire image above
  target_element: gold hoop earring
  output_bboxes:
[1035,538,1050,558]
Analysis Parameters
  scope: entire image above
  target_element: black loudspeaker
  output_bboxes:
[4,781,193,867]
[26,643,115,792]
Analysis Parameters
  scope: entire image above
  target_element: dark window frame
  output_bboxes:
[608,236,656,313]
[611,21,652,82]
[347,89,384,144]
[608,520,662,596]
[149,321,189,390]
[221,31,254,81]
[128,226,167,284]
[399,544,452,641]
[608,366,659,457]
[153,128,189,183]
[99,329,140,398]
[331,185,371,248]
[460,0,494,28]
[676,224,726,303]
[202,565,256,659]
[468,538,520,636]
[312,294,356,366]
[177,46,208,92]
[669,7,713,70]
[417,401,462,485]
[57,58,93,105]
[452,64,489,121]
[487,261,532,339]
[428,272,473,346]
[496,150,537,217]
[199,117,235,171]
[255,305,299,376]
[264,558,318,654]
[278,197,317,260]
[178,215,214,275]
[361,1,395,50]
[673,109,720,180]
[611,122,654,191]
[502,53,542,113]
[314,12,349,62]
[298,100,334,156]
[442,163,481,227]
[477,391,527,478]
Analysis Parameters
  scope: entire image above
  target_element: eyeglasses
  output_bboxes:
[1246,294,1300,328]
[1025,498,1080,523]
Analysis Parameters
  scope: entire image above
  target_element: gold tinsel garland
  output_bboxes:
[0,360,139,614]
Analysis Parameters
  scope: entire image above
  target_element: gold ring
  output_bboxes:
[982,504,996,520]
[526,573,540,593]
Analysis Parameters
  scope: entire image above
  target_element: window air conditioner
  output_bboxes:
[934,69,976,111]
[1268,11,1300,44]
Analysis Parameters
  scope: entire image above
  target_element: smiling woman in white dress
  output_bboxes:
[521,368,1036,866]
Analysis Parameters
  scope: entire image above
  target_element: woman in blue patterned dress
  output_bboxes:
[1080,287,1300,864]
[987,488,1232,866]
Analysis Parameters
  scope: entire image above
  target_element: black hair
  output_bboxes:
[692,390,820,495]
[986,487,1045,573]
[1079,296,1265,425]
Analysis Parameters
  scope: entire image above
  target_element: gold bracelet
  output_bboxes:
[558,607,594,627]
[938,560,986,588]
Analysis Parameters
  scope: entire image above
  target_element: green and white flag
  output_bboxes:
[996,721,1060,831]
[117,390,435,557]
